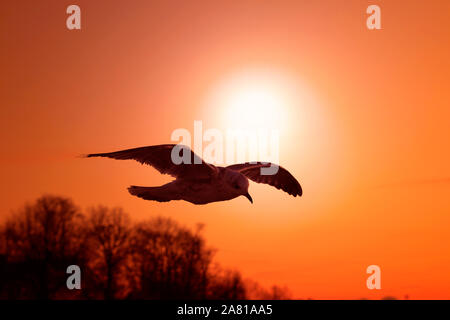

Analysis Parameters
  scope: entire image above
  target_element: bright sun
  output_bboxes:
[202,68,323,169]
[225,83,285,129]
[207,69,295,131]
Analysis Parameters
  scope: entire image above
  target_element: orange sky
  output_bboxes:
[1,0,450,299]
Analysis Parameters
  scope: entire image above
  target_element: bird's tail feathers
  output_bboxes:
[128,185,178,202]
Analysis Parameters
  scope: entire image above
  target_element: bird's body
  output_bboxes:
[128,168,241,204]
[85,144,302,205]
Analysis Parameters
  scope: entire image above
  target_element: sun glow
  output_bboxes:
[203,68,324,167]
[207,70,296,131]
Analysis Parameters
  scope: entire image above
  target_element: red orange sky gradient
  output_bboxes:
[1,0,450,299]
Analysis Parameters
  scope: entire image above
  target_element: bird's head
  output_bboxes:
[225,170,252,204]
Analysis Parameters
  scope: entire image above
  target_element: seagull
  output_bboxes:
[85,144,302,204]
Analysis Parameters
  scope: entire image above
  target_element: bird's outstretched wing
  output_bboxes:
[86,144,216,179]
[227,162,302,197]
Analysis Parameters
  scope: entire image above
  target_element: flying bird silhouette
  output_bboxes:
[85,144,302,204]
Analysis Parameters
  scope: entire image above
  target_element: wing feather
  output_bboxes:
[227,162,302,197]
[86,144,216,179]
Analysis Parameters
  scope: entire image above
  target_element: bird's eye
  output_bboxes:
[233,184,240,189]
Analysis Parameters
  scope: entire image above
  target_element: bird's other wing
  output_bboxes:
[227,162,302,197]
[86,144,216,179]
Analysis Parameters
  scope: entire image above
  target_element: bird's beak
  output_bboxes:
[244,192,253,204]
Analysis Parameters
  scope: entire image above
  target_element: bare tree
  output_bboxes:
[0,195,289,300]
[86,206,131,299]
[208,267,247,300]
[244,280,292,300]
[0,195,87,299]
[127,217,215,299]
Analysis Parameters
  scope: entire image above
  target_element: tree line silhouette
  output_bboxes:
[0,195,290,299]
